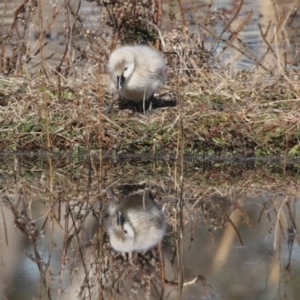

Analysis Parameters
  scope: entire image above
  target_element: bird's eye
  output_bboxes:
[124,229,128,234]
[124,67,128,71]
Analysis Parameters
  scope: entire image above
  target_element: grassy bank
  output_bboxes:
[0,0,300,160]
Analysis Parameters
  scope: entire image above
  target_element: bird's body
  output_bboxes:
[106,192,166,253]
[107,45,166,102]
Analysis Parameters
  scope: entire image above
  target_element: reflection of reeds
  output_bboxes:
[3,171,299,299]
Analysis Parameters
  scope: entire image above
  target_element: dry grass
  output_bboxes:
[0,1,300,160]
[1,0,300,299]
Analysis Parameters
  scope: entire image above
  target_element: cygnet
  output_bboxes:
[107,45,166,102]
[106,191,166,253]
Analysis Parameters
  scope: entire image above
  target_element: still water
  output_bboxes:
[1,153,300,300]
[1,0,300,299]
[1,0,299,70]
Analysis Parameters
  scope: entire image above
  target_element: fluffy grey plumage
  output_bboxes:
[107,45,166,102]
[106,191,166,253]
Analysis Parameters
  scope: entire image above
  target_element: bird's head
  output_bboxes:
[109,211,136,252]
[109,50,135,90]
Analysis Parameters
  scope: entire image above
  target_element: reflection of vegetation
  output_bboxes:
[1,154,300,298]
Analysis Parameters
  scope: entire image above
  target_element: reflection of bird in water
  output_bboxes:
[106,191,166,253]
[107,45,166,105]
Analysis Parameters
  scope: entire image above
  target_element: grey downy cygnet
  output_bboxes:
[106,191,166,253]
[107,45,166,103]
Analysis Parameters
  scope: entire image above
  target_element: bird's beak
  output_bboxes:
[117,211,125,226]
[117,74,125,90]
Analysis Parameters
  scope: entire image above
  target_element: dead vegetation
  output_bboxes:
[1,0,300,299]
[0,0,300,162]
[1,157,300,299]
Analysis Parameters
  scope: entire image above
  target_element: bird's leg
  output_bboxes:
[139,95,154,113]
[128,251,134,264]
[121,252,127,260]
[142,94,146,113]
[158,242,165,298]
[148,95,154,111]
[103,91,119,115]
